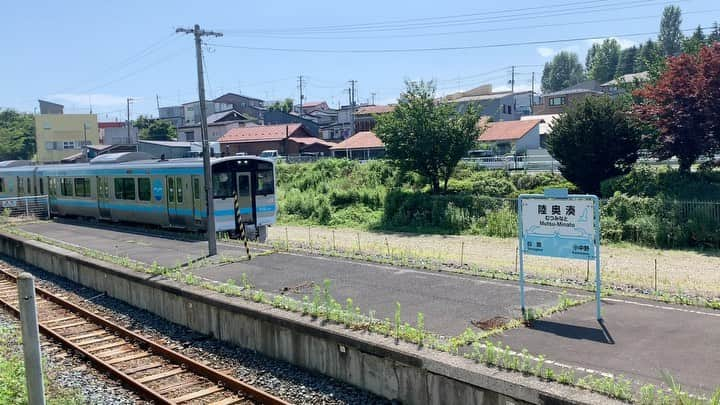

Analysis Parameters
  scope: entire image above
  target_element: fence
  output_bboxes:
[0,196,50,220]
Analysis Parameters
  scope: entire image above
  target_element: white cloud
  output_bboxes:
[47,93,138,107]
[537,47,555,57]
[586,37,637,50]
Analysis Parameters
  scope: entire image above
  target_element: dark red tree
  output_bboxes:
[634,43,720,172]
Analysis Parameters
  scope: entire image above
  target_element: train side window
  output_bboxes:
[212,173,233,198]
[74,178,91,197]
[256,163,274,195]
[39,178,43,195]
[26,178,31,194]
[17,177,24,195]
[0,178,4,193]
[114,178,136,200]
[138,178,151,201]
[168,177,175,203]
[193,178,200,200]
[176,178,183,203]
[61,178,74,196]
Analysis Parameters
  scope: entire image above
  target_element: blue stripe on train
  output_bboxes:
[53,199,273,218]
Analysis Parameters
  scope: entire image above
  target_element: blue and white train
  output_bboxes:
[0,153,276,240]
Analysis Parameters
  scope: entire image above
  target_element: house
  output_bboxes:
[600,71,649,96]
[38,100,64,115]
[353,105,395,133]
[99,121,139,145]
[534,80,602,114]
[218,123,333,156]
[177,110,256,142]
[444,85,535,121]
[297,101,328,115]
[520,114,559,147]
[213,93,265,121]
[478,119,543,154]
[35,105,99,163]
[182,100,233,125]
[330,131,385,160]
[158,105,184,129]
[262,110,321,137]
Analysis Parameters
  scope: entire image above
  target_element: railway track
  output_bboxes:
[0,265,289,405]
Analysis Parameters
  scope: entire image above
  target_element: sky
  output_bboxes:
[1,0,717,121]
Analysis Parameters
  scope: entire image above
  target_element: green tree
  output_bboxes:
[708,22,720,43]
[0,109,35,161]
[616,46,638,75]
[586,39,621,83]
[140,119,177,141]
[133,115,153,130]
[682,25,706,54]
[546,96,640,195]
[658,5,683,56]
[541,51,585,92]
[375,81,480,194]
[635,39,666,81]
[268,98,294,113]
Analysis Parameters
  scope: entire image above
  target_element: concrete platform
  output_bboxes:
[16,220,720,394]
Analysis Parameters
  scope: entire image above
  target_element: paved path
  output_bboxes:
[15,221,720,394]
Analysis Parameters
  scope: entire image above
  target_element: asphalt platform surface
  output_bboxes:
[17,221,720,393]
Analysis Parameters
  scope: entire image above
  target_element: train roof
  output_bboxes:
[0,155,274,175]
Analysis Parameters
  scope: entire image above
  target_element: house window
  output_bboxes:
[138,178,151,201]
[549,97,566,106]
[63,141,75,150]
[185,131,195,141]
[114,178,136,200]
[74,178,91,197]
[45,142,56,151]
[43,122,51,130]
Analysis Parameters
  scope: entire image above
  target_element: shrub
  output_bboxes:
[482,205,518,238]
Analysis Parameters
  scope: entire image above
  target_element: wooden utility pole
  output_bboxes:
[176,24,223,256]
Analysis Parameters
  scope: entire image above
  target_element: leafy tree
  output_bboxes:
[634,43,720,172]
[708,22,720,43]
[635,39,666,81]
[540,51,585,92]
[586,39,621,83]
[682,26,706,55]
[616,46,638,75]
[375,81,480,194]
[139,119,177,141]
[268,98,294,113]
[546,96,640,195]
[0,109,35,160]
[133,115,153,130]
[658,5,683,56]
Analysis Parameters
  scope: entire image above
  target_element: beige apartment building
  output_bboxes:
[34,114,98,163]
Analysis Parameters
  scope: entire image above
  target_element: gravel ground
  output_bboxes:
[1,256,390,405]
[0,310,144,405]
[270,225,720,297]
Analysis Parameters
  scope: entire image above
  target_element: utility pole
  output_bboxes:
[18,273,45,405]
[297,75,305,118]
[530,72,535,115]
[126,97,134,144]
[510,65,515,93]
[349,80,357,136]
[156,94,161,111]
[371,92,376,105]
[177,24,223,256]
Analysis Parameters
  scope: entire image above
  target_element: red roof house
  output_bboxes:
[478,119,543,152]
[330,131,385,159]
[218,123,334,156]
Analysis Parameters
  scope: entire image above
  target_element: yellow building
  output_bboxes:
[34,114,99,163]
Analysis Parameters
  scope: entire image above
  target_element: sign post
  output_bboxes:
[518,188,602,320]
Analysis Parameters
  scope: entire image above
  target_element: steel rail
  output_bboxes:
[0,266,289,405]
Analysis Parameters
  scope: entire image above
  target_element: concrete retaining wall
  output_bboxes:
[0,232,614,405]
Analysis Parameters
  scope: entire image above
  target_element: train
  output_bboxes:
[0,152,276,241]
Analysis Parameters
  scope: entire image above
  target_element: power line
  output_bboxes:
[207,26,712,54]
[222,0,681,35]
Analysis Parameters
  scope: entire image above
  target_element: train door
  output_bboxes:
[97,176,111,219]
[166,176,184,227]
[191,176,202,224]
[235,172,254,224]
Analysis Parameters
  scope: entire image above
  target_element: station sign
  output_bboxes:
[520,198,596,260]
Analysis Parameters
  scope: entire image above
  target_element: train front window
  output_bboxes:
[213,172,233,198]
[256,163,274,195]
